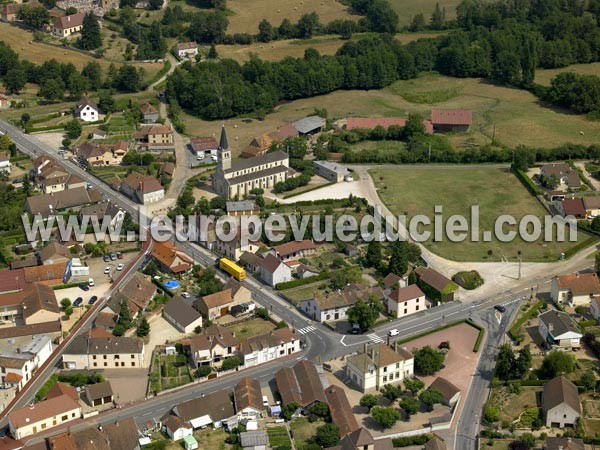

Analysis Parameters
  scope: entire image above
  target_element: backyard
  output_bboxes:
[227,318,276,340]
[267,426,292,448]
[149,353,193,393]
[370,167,596,262]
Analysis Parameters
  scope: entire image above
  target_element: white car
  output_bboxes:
[388,329,400,337]
[88,278,94,287]
[262,395,269,407]
[104,267,111,274]
[181,292,190,299]
[116,263,124,271]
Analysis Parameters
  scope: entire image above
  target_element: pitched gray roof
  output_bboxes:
[225,150,288,174]
[293,115,325,134]
[65,335,143,355]
[542,376,581,415]
[163,297,202,328]
[538,310,581,338]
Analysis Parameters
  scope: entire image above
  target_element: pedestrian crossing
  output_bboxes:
[297,325,316,335]
[367,333,384,343]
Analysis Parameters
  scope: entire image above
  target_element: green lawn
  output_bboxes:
[290,418,322,450]
[227,318,275,340]
[267,426,292,448]
[388,0,462,26]
[370,167,596,262]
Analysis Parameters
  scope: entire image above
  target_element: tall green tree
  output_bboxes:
[136,317,150,337]
[430,2,445,29]
[413,346,444,375]
[372,406,402,427]
[258,19,274,42]
[80,13,103,50]
[496,343,516,380]
[365,240,382,268]
[347,295,383,331]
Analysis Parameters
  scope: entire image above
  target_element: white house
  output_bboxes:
[543,376,581,428]
[300,285,384,323]
[551,272,600,307]
[163,415,193,441]
[238,328,300,368]
[75,96,99,122]
[538,309,582,350]
[345,342,414,392]
[0,335,53,391]
[385,284,427,319]
[120,172,165,205]
[0,152,11,173]
[173,42,198,59]
[9,395,81,439]
[233,378,266,421]
[259,254,292,287]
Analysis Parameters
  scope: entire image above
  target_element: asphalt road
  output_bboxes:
[0,120,589,448]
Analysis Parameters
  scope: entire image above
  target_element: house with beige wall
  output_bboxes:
[62,335,145,370]
[551,272,600,307]
[9,394,81,439]
[385,284,427,319]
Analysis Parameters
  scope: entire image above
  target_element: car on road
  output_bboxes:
[73,297,83,307]
[79,284,89,291]
[388,328,400,337]
[110,253,117,261]
[181,292,190,299]
[104,266,111,274]
[116,263,124,271]
[494,305,506,313]
[103,254,110,262]
[351,323,363,334]
[88,278,94,287]
[88,296,98,305]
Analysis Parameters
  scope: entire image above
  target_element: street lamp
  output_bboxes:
[517,251,522,280]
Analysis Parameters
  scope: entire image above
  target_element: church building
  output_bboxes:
[212,126,295,199]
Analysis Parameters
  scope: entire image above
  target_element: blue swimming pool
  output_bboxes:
[164,280,180,290]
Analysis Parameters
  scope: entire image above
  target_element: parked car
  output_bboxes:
[494,305,506,313]
[388,329,400,337]
[88,278,94,287]
[103,255,111,262]
[88,296,98,305]
[104,266,111,274]
[116,252,123,259]
[73,297,83,307]
[181,292,190,299]
[262,395,269,407]
[79,284,89,291]
[110,253,117,261]
[116,263,124,271]
[351,323,362,334]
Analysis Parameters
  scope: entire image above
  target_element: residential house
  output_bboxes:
[583,196,600,218]
[1,4,20,22]
[325,427,393,450]
[188,324,237,367]
[119,172,165,205]
[151,241,193,274]
[53,12,86,37]
[300,284,384,323]
[430,109,472,133]
[136,124,174,152]
[23,263,66,285]
[544,437,584,450]
[226,200,260,217]
[240,431,268,450]
[91,129,107,140]
[292,116,326,137]
[172,389,236,429]
[0,93,8,109]
[214,232,262,261]
[385,284,427,319]
[74,96,99,122]
[259,254,292,287]
[541,163,581,189]
[0,152,10,173]
[45,382,79,403]
[429,377,461,407]
[415,266,458,303]
[341,117,434,134]
[238,328,300,367]
[382,272,405,291]
[0,335,53,391]
[38,242,71,266]
[324,385,359,438]
[557,198,586,218]
[76,141,127,166]
[551,272,600,306]
[425,435,449,450]
[84,381,113,407]
[48,428,110,450]
[104,272,156,319]
[274,360,326,409]
[538,309,582,349]
[103,417,141,450]
[345,342,414,392]
[173,42,198,59]
[239,252,263,273]
[8,394,81,439]
[296,264,319,278]
[159,162,175,179]
[62,335,145,370]
[139,103,159,123]
[79,201,125,230]
[163,414,193,441]
[233,377,266,420]
[543,376,581,428]
[272,240,316,262]
[190,136,218,157]
[163,297,203,334]
[25,187,102,217]
[212,126,296,199]
[241,124,299,158]
[195,289,235,321]
[0,283,61,326]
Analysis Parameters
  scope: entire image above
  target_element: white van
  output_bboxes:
[388,329,400,337]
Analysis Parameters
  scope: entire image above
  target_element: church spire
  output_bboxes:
[219,124,228,150]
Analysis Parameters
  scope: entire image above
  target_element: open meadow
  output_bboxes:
[225,0,357,34]
[369,167,595,262]
[535,62,600,85]
[388,0,462,26]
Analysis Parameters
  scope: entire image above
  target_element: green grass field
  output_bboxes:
[267,426,292,448]
[228,318,275,340]
[370,167,595,262]
[388,0,462,26]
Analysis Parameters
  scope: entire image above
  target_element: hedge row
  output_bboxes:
[53,281,87,290]
[508,299,545,341]
[513,168,542,196]
[392,434,433,447]
[275,272,329,290]
[466,319,486,353]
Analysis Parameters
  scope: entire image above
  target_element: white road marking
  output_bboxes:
[297,326,316,335]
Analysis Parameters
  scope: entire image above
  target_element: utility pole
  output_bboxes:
[518,250,522,280]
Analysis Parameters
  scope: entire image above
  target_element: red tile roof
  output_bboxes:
[273,240,316,258]
[53,12,86,30]
[562,198,586,217]
[431,109,472,126]
[556,272,600,296]
[388,284,425,303]
[9,394,79,428]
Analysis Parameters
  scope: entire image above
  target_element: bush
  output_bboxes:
[195,365,212,377]
[392,434,433,447]
[275,272,329,290]
[452,270,484,290]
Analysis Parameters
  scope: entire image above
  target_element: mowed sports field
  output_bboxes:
[226,0,357,34]
[369,167,595,262]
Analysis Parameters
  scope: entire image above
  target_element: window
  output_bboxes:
[383,376,387,382]
[103,355,107,359]
[131,362,135,367]
[104,362,107,367]
[92,355,96,360]
[93,362,97,367]
[114,355,119,359]
[131,354,135,358]
[416,305,419,311]
[41,423,46,430]
[61,415,68,421]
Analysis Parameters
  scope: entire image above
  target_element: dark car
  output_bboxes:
[103,254,111,262]
[88,296,98,305]
[494,304,506,313]
[116,252,123,259]
[79,284,90,291]
[73,297,83,307]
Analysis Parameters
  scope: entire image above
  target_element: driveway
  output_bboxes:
[143,315,184,367]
